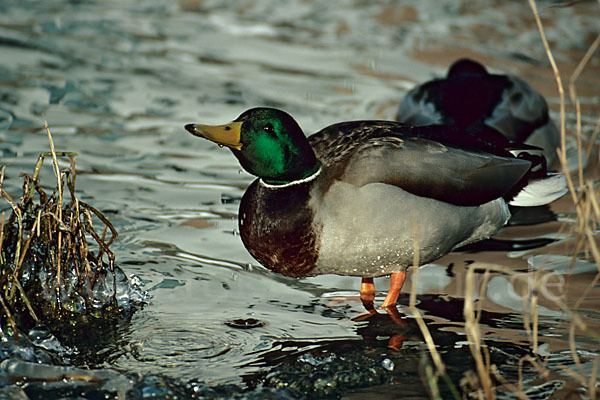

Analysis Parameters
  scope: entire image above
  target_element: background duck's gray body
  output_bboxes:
[486,76,560,167]
[396,69,560,167]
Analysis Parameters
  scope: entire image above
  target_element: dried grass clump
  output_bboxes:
[0,124,122,338]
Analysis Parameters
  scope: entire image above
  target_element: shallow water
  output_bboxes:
[1,0,599,398]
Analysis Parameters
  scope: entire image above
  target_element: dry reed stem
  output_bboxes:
[531,280,539,355]
[527,271,545,355]
[590,182,600,220]
[466,259,599,396]
[575,100,584,188]
[585,116,600,160]
[408,221,446,377]
[0,294,17,338]
[522,355,554,382]
[529,0,583,217]
[12,278,39,324]
[569,34,600,93]
[527,0,600,396]
[45,121,64,289]
[569,320,583,373]
[0,211,5,260]
[490,365,529,400]
[422,363,441,400]
[569,33,600,165]
[0,180,23,268]
[0,206,15,336]
[479,270,493,388]
[409,293,447,377]
[45,121,62,222]
[36,209,41,238]
[517,356,525,392]
[558,363,588,386]
[436,2,600,397]
[15,219,39,277]
[464,266,494,399]
[591,355,600,400]
[406,222,463,399]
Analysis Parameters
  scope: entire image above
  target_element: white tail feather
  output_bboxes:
[509,173,568,207]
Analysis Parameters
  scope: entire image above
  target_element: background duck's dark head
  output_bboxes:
[186,107,320,185]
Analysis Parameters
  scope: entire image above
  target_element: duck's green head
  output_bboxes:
[185,108,321,185]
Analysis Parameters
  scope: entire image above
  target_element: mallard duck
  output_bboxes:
[185,108,565,309]
[396,58,560,168]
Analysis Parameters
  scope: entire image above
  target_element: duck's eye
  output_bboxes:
[263,123,275,134]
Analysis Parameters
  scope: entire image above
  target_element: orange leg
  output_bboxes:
[381,271,407,309]
[359,277,376,311]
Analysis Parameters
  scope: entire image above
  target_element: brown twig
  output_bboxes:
[590,355,599,400]
[0,211,5,261]
[464,266,494,399]
[14,218,39,279]
[0,294,18,338]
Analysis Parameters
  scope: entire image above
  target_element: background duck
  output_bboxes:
[396,58,560,169]
[185,108,566,311]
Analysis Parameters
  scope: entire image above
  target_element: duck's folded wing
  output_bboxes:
[339,136,531,206]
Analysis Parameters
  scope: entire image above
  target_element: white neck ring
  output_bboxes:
[259,166,322,189]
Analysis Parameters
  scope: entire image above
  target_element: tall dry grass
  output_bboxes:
[406,1,600,398]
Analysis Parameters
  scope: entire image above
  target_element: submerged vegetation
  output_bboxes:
[0,124,143,341]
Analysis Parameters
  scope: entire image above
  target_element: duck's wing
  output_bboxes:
[336,134,531,207]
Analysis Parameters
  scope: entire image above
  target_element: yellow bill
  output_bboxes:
[185,121,243,150]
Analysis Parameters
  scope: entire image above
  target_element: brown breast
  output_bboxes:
[238,179,321,278]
